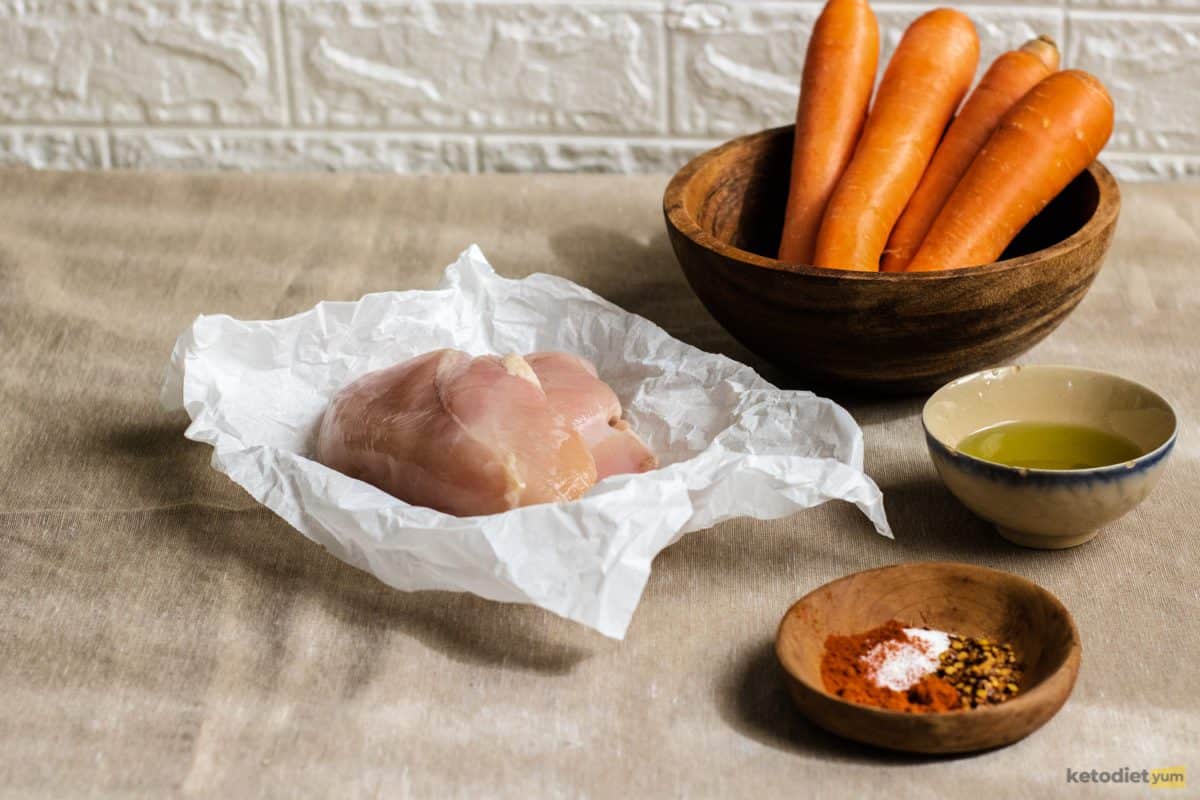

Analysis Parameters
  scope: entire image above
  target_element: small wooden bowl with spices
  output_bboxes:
[775,562,1081,754]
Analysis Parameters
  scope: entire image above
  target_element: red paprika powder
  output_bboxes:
[821,619,961,713]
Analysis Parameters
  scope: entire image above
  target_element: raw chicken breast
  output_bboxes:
[526,352,658,479]
[316,350,596,516]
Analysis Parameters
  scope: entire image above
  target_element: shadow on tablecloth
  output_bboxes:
[714,640,992,765]
[103,418,598,678]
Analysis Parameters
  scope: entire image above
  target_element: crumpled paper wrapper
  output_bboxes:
[161,246,890,638]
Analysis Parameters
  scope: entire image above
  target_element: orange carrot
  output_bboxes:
[777,0,879,265]
[813,8,979,272]
[907,70,1114,272]
[880,36,1059,272]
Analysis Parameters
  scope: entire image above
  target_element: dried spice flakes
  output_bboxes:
[937,634,1024,708]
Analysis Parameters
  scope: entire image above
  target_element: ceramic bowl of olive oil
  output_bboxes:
[923,365,1177,549]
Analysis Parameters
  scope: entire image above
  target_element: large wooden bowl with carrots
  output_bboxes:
[663,125,1119,392]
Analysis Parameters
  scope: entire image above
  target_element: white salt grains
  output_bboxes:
[863,627,952,691]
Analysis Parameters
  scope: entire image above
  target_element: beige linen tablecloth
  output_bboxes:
[1,170,1196,798]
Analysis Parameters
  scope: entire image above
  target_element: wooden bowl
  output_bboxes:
[663,126,1120,393]
[775,562,1081,754]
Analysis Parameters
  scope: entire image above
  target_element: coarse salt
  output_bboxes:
[863,627,951,692]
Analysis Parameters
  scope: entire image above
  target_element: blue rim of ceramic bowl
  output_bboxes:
[924,428,1176,485]
[922,366,1179,485]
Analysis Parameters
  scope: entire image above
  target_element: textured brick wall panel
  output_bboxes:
[112,130,475,172]
[0,1,1195,179]
[1068,13,1200,153]
[480,136,715,173]
[285,1,665,134]
[0,0,283,125]
[0,128,106,168]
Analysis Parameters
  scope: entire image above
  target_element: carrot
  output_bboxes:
[907,70,1114,272]
[777,0,879,265]
[1022,34,1061,71]
[813,8,979,271]
[880,36,1059,272]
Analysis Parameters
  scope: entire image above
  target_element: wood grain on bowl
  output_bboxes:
[775,562,1082,754]
[663,126,1120,392]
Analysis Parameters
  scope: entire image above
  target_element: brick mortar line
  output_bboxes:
[1058,8,1200,20]
[3,127,1194,160]
[1061,0,1072,68]
[345,0,667,7]
[1103,152,1200,159]
[872,2,1196,13]
[473,136,485,174]
[0,124,731,144]
[270,0,294,128]
[659,2,673,137]
[465,135,480,174]
[99,129,112,169]
[0,119,675,137]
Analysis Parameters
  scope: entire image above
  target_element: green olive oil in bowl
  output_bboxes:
[956,422,1143,471]
[923,365,1177,549]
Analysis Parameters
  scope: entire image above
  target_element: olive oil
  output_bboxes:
[957,421,1143,470]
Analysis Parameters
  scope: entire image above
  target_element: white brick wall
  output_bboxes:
[0,0,1195,179]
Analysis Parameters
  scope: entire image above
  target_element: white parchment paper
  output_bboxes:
[161,246,890,638]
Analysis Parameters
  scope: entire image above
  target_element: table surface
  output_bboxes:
[1,169,1196,798]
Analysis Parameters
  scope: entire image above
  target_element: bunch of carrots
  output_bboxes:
[776,1,1114,272]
